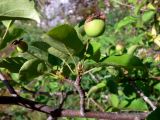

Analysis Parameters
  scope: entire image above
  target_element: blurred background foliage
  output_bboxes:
[0,0,160,120]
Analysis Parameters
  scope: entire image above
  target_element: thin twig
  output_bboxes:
[90,98,105,112]
[2,23,11,40]
[0,73,18,97]
[88,72,99,83]
[150,76,160,81]
[74,75,85,116]
[112,0,134,8]
[65,75,86,116]
[129,80,156,110]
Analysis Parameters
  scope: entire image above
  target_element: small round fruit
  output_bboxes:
[84,19,105,37]
[16,41,28,53]
[116,44,124,52]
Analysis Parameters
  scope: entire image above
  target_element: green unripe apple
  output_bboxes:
[16,41,28,53]
[84,19,105,37]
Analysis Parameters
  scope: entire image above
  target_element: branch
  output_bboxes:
[65,75,85,116]
[0,73,18,96]
[150,76,160,81]
[74,75,85,116]
[0,96,149,120]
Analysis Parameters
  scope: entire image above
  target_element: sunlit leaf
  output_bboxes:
[134,0,147,15]
[102,54,144,68]
[0,0,40,22]
[2,20,13,28]
[142,10,155,23]
[115,16,137,32]
[119,98,148,111]
[87,80,106,97]
[108,94,119,108]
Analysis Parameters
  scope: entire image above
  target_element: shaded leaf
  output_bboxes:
[87,41,101,62]
[0,0,40,22]
[107,79,118,94]
[31,41,50,53]
[48,47,69,60]
[147,108,160,120]
[0,57,26,73]
[48,54,62,66]
[19,59,47,81]
[46,24,84,60]
[0,26,24,50]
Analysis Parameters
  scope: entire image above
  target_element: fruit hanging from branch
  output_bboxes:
[84,12,106,37]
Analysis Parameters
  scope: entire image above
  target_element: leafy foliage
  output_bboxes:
[0,0,160,119]
[0,57,26,73]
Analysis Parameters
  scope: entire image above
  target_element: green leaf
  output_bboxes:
[154,83,160,92]
[48,47,69,60]
[142,10,155,23]
[31,41,50,53]
[128,0,136,4]
[102,54,144,68]
[87,80,107,97]
[119,98,148,111]
[46,24,84,60]
[115,16,137,32]
[147,108,160,120]
[134,0,147,15]
[2,20,13,28]
[0,0,40,23]
[127,45,141,55]
[19,59,47,81]
[0,57,26,73]
[0,26,24,50]
[48,54,62,66]
[46,81,59,92]
[108,94,119,108]
[87,41,101,62]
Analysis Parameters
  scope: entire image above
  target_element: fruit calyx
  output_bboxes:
[85,12,106,23]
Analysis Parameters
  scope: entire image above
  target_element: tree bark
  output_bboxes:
[0,96,149,120]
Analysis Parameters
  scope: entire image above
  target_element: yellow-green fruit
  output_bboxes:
[16,41,28,53]
[116,44,124,52]
[84,19,105,37]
